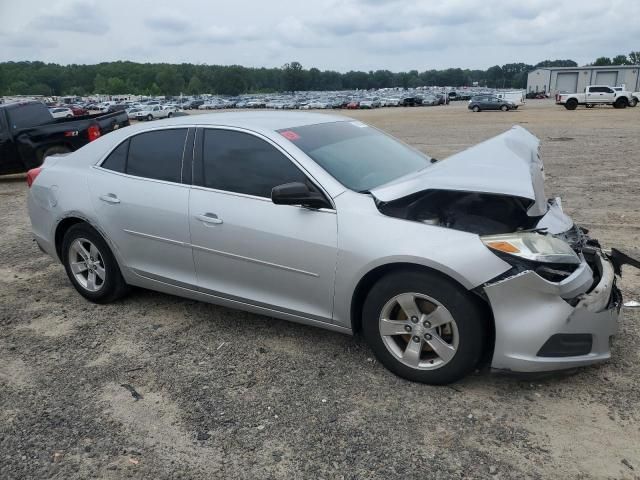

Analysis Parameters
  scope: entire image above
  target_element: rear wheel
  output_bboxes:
[500,105,508,112]
[61,223,129,304]
[630,98,638,107]
[362,270,486,384]
[565,99,578,110]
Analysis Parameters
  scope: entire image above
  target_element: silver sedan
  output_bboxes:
[27,112,635,384]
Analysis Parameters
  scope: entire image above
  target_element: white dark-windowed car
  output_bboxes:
[27,112,637,384]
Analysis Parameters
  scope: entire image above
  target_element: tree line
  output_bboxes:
[0,53,637,97]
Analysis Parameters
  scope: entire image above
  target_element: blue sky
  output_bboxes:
[1,0,639,70]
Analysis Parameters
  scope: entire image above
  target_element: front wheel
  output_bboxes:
[61,223,129,304]
[147,114,153,121]
[472,105,480,112]
[362,270,486,384]
[167,112,173,118]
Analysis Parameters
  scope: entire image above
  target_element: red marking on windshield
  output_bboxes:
[280,130,300,141]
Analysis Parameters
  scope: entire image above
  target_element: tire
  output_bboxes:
[147,114,153,121]
[630,98,638,107]
[361,270,486,384]
[614,98,628,109]
[40,145,71,162]
[66,114,73,118]
[472,105,480,112]
[61,223,129,304]
[167,112,173,118]
[565,99,578,110]
[500,105,508,112]
[586,104,594,108]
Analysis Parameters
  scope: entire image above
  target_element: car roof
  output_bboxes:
[125,111,350,132]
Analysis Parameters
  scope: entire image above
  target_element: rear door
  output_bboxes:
[189,127,338,321]
[89,127,197,287]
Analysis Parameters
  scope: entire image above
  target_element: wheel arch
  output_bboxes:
[54,216,86,260]
[54,215,122,267]
[349,261,496,366]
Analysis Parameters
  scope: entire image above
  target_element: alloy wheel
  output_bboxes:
[68,238,106,292]
[378,293,459,370]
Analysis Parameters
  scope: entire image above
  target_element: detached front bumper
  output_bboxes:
[485,252,622,372]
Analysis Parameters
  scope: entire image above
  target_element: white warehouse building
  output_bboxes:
[527,65,640,95]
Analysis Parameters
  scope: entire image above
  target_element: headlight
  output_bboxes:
[481,232,580,265]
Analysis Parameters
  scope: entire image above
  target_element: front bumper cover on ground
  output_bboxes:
[485,251,625,373]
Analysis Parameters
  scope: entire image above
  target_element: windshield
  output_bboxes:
[278,121,430,191]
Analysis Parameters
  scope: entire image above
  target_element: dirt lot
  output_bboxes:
[1,101,639,480]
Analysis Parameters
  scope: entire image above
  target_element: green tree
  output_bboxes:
[106,77,127,94]
[593,57,612,66]
[148,83,161,96]
[629,51,640,64]
[611,54,630,65]
[28,83,52,96]
[186,75,203,94]
[486,65,504,88]
[94,73,108,93]
[8,80,29,94]
[215,68,246,96]
[535,59,578,68]
[156,68,185,95]
[281,61,306,92]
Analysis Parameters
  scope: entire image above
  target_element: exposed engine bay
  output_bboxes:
[376,189,541,235]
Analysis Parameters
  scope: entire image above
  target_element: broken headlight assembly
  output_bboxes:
[482,232,581,267]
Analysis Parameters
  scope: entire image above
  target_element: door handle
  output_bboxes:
[99,193,120,204]
[196,213,223,225]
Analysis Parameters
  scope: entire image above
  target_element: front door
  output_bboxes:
[189,127,338,321]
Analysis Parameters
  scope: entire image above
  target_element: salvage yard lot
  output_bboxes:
[1,101,639,479]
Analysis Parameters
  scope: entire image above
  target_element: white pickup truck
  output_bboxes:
[556,85,634,110]
[134,105,172,121]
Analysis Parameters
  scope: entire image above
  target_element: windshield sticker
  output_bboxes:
[280,130,300,141]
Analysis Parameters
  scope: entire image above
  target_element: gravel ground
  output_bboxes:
[1,100,639,480]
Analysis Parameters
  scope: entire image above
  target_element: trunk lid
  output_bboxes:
[371,126,547,216]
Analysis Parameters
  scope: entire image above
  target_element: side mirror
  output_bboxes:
[271,182,330,209]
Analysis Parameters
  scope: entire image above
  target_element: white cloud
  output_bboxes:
[0,0,639,70]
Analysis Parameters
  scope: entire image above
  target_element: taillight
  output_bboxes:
[26,167,43,188]
[87,124,101,142]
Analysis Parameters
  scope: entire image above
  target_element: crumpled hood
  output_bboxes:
[371,126,547,216]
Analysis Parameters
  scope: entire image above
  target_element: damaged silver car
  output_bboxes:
[27,113,639,384]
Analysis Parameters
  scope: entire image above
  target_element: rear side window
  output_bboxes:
[101,140,128,173]
[8,103,50,129]
[199,129,307,198]
[127,129,187,183]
